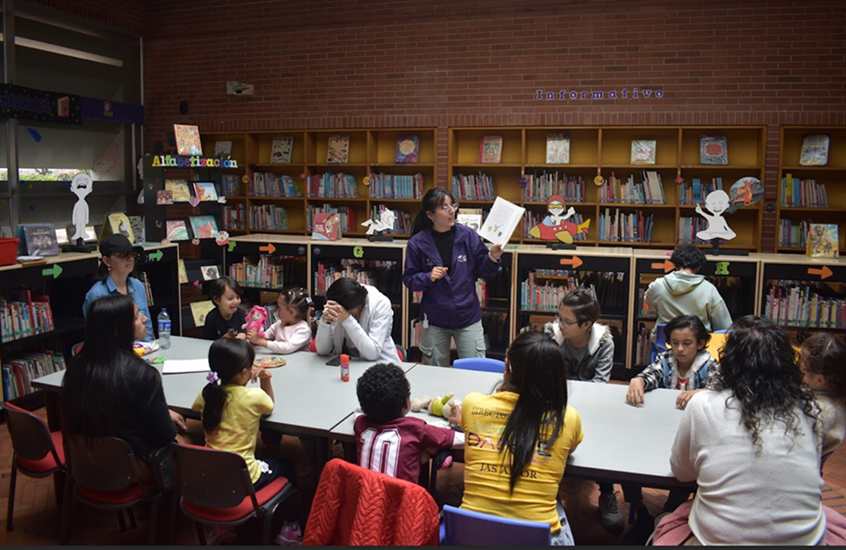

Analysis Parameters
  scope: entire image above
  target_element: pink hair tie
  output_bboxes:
[207,371,219,384]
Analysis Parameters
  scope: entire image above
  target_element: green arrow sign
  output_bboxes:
[228,242,237,252]
[148,249,163,262]
[42,264,63,279]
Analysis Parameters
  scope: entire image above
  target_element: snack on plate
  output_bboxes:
[254,356,287,368]
[133,340,160,357]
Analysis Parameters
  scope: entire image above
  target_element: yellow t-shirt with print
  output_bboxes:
[192,384,274,483]
[460,391,583,533]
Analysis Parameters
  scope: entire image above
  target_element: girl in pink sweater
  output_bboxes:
[246,287,314,353]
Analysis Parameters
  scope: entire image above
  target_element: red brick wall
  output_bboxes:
[138,0,845,251]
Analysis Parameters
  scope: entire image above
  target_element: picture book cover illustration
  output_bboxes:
[16,223,59,256]
[700,135,728,165]
[213,141,232,157]
[394,134,420,164]
[326,134,350,164]
[173,124,203,156]
[193,182,219,202]
[99,212,134,243]
[189,215,219,239]
[456,211,483,232]
[726,177,764,214]
[799,134,831,166]
[165,179,192,202]
[807,223,839,258]
[178,259,188,284]
[190,300,216,327]
[312,212,341,240]
[479,135,503,164]
[630,140,657,165]
[156,190,173,205]
[165,220,191,242]
[128,215,144,243]
[528,195,591,244]
[545,133,570,164]
[201,265,221,281]
[270,136,294,164]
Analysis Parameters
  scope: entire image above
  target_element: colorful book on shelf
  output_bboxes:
[213,140,232,156]
[700,134,728,165]
[189,215,219,239]
[15,223,59,257]
[456,211,483,232]
[631,140,656,165]
[98,212,135,244]
[270,136,294,164]
[177,259,188,284]
[394,134,419,164]
[156,189,174,205]
[479,135,503,164]
[545,132,570,164]
[165,179,192,202]
[128,215,144,243]
[799,134,830,166]
[189,300,216,327]
[165,220,191,242]
[173,124,203,156]
[193,182,219,202]
[312,212,341,240]
[807,223,839,258]
[326,134,350,164]
[201,265,221,281]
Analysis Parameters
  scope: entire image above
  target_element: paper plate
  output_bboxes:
[254,356,287,369]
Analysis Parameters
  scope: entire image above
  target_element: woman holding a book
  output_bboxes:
[403,188,504,367]
[82,234,153,342]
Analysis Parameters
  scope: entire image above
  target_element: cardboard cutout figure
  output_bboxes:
[70,174,93,242]
[528,195,591,244]
[695,190,736,241]
[361,208,396,235]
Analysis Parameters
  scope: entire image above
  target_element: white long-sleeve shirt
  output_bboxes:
[257,319,312,354]
[315,284,398,364]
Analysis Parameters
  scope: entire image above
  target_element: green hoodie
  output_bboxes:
[644,271,732,340]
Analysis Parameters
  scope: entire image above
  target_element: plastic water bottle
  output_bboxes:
[157,308,171,350]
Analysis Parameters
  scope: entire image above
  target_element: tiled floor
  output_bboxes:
[2,407,846,546]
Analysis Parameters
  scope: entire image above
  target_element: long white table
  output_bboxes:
[33,336,691,489]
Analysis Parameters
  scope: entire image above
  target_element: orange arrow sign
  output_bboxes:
[808,266,833,280]
[259,243,276,254]
[652,259,675,272]
[559,256,583,269]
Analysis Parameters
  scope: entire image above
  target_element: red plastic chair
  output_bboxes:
[170,443,299,545]
[4,402,66,532]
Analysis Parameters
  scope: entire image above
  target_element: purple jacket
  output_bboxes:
[403,223,500,330]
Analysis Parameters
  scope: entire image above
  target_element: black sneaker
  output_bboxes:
[598,491,625,535]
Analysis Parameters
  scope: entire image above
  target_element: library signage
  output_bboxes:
[534,87,664,101]
[0,83,81,124]
[151,155,239,168]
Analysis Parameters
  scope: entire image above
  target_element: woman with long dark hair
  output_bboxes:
[659,315,827,545]
[62,294,177,467]
[460,330,582,545]
[403,187,504,366]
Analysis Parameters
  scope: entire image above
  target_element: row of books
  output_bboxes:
[250,173,301,197]
[0,291,55,343]
[369,173,425,199]
[633,323,655,366]
[678,178,724,205]
[522,172,586,202]
[369,205,412,234]
[521,210,588,240]
[223,204,247,229]
[637,288,657,317]
[520,272,592,311]
[601,172,666,204]
[307,205,358,233]
[762,281,845,329]
[250,205,289,231]
[451,173,496,201]
[778,219,810,248]
[780,175,829,208]
[313,260,399,295]
[222,174,242,196]
[598,208,654,243]
[412,278,492,307]
[306,173,359,198]
[227,255,286,289]
[160,179,219,204]
[678,217,720,245]
[2,350,66,401]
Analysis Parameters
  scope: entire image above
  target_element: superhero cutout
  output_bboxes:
[528,195,591,244]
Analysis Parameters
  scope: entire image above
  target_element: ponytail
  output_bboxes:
[201,338,255,434]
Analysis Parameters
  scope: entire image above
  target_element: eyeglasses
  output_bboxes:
[556,316,577,328]
[440,202,459,214]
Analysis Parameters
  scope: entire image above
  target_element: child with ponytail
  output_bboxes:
[247,286,314,353]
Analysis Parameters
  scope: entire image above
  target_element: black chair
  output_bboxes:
[4,402,66,532]
[60,435,161,545]
[170,443,299,545]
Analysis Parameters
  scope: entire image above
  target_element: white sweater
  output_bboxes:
[671,390,826,545]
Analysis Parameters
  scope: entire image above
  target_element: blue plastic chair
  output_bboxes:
[439,504,552,546]
[452,357,505,373]
[649,322,668,364]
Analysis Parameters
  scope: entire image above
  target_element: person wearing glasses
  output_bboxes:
[83,234,153,342]
[403,188,504,367]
